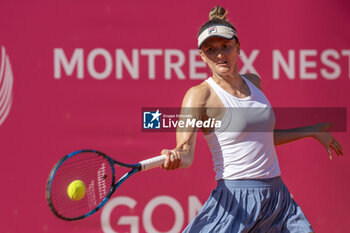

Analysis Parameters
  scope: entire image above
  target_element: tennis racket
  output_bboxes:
[46,149,166,221]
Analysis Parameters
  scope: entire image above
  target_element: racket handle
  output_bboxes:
[139,155,166,171]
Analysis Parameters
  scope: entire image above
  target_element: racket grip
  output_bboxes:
[139,155,166,171]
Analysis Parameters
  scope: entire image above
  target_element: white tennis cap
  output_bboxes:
[197,25,237,49]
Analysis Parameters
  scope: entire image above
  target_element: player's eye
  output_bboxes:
[205,47,216,55]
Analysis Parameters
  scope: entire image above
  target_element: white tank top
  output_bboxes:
[204,75,281,180]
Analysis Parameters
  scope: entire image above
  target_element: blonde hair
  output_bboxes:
[198,5,238,43]
[209,6,228,21]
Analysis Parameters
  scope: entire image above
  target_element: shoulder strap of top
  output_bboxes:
[240,74,256,98]
[240,74,273,104]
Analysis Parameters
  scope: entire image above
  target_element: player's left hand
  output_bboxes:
[312,123,344,160]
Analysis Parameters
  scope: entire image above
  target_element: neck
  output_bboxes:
[213,65,246,93]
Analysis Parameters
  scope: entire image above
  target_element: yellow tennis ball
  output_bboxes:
[67,180,86,201]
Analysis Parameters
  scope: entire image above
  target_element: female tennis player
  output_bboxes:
[160,5,343,233]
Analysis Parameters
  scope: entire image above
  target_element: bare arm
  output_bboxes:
[274,123,343,160]
[245,73,344,160]
[161,84,210,170]
[273,128,313,145]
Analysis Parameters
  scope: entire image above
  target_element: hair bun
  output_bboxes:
[209,6,227,21]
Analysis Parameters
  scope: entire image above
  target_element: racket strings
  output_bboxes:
[49,151,114,219]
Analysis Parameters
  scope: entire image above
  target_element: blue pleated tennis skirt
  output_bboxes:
[183,176,314,233]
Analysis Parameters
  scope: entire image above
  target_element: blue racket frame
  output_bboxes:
[46,149,142,221]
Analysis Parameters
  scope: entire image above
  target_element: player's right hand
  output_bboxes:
[160,149,182,170]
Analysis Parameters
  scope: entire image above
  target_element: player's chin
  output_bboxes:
[215,67,231,75]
